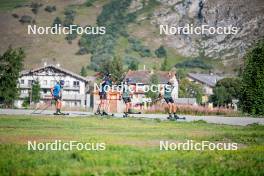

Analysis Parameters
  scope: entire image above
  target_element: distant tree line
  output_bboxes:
[175,58,212,70]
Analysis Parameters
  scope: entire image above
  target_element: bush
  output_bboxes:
[210,78,241,107]
[179,78,203,104]
[52,17,62,28]
[76,47,89,55]
[128,37,152,57]
[22,97,30,108]
[85,0,96,7]
[19,15,33,24]
[45,5,56,13]
[30,2,43,14]
[128,59,139,70]
[12,13,19,18]
[63,9,76,27]
[155,46,167,58]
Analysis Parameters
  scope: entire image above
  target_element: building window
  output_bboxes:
[21,89,28,94]
[73,81,79,87]
[20,79,24,84]
[28,80,33,86]
[65,81,70,87]
[43,80,47,86]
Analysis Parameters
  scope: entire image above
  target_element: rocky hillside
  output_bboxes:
[0,0,264,74]
[150,0,264,64]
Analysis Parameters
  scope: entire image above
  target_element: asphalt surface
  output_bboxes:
[0,109,263,126]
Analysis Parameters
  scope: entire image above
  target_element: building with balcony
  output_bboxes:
[15,64,90,108]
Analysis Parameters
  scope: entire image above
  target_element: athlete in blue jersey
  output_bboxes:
[51,80,64,115]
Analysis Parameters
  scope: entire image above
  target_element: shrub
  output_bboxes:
[45,5,56,13]
[76,47,89,55]
[30,2,43,14]
[19,15,33,24]
[128,37,152,57]
[52,17,62,27]
[63,9,76,27]
[85,0,96,7]
[210,78,241,107]
[155,46,167,58]
[22,97,30,108]
[128,60,139,70]
[12,13,19,18]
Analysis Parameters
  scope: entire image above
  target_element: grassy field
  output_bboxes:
[0,115,263,175]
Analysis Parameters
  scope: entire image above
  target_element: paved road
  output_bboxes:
[0,109,263,126]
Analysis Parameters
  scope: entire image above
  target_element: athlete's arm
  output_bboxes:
[50,87,54,96]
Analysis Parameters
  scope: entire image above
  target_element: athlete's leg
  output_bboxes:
[58,100,62,113]
[128,102,132,113]
[168,102,172,114]
[173,103,176,113]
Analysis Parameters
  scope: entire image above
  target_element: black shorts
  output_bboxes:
[99,92,107,100]
[123,97,131,103]
[164,97,174,104]
[54,95,61,101]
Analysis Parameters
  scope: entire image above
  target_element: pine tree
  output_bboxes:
[80,66,88,77]
[0,47,24,107]
[32,80,41,103]
[111,56,124,84]
[100,56,124,84]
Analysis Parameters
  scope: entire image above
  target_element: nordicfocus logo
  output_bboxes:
[160,24,239,35]
[160,140,238,151]
[28,140,106,151]
[27,24,106,35]
[94,82,173,93]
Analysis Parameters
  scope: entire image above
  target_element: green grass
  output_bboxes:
[0,115,263,175]
[0,0,28,11]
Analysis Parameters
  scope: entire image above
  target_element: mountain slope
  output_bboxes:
[0,0,263,74]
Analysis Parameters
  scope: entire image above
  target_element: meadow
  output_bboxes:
[0,115,263,175]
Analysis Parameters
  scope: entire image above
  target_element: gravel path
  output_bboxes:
[0,109,263,126]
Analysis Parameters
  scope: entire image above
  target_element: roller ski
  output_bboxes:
[167,113,175,120]
[53,112,69,116]
[95,109,102,115]
[95,110,114,117]
[167,113,186,120]
[102,111,114,116]
[174,114,186,120]
[123,112,129,118]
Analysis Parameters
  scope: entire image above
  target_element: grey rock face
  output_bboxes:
[151,0,264,62]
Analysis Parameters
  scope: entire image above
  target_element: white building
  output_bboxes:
[15,64,90,108]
